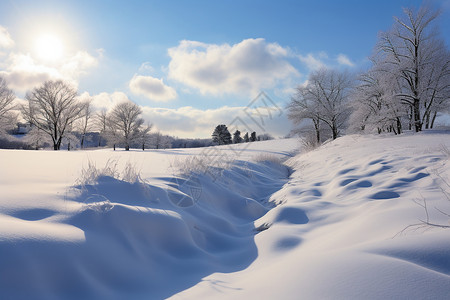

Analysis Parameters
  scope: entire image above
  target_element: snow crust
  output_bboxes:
[1,134,450,299]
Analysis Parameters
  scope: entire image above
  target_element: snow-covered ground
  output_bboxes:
[1,133,450,299]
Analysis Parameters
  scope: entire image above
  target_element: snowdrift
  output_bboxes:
[175,132,450,299]
[1,133,450,299]
[0,139,297,299]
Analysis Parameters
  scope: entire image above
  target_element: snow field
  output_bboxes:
[0,139,298,299]
[1,134,450,299]
[174,133,450,299]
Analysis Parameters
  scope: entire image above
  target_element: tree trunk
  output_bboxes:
[331,123,338,140]
[424,110,430,129]
[396,117,402,135]
[430,111,437,129]
[414,99,422,132]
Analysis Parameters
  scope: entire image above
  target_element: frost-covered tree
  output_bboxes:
[0,77,17,135]
[138,123,152,150]
[95,109,110,147]
[212,124,231,145]
[349,66,403,134]
[376,5,449,131]
[22,80,84,150]
[76,98,93,149]
[150,131,172,149]
[63,130,79,151]
[232,130,243,144]
[108,101,144,151]
[24,126,50,150]
[258,133,274,141]
[288,69,353,140]
[287,82,323,143]
[420,42,450,128]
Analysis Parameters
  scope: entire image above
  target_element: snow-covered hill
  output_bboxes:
[1,133,449,299]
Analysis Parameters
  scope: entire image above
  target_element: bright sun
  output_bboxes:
[34,34,64,62]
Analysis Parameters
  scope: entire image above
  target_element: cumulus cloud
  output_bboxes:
[0,50,101,93]
[168,38,299,96]
[0,53,61,92]
[129,74,177,102]
[0,26,14,49]
[337,54,355,67]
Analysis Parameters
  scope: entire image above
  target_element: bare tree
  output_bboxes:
[376,5,449,132]
[288,83,323,143]
[139,123,152,150]
[95,109,108,147]
[22,80,84,150]
[108,101,144,151]
[0,77,16,134]
[420,42,450,129]
[76,98,93,149]
[288,69,352,141]
[150,131,172,149]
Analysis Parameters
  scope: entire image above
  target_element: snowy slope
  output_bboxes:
[174,132,450,299]
[1,134,450,299]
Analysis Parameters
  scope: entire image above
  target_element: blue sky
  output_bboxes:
[1,0,449,138]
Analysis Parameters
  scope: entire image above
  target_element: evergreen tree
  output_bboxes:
[212,124,232,145]
[250,131,257,142]
[243,132,249,142]
[232,130,243,144]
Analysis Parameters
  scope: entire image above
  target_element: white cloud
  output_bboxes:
[0,53,62,92]
[138,62,155,74]
[168,38,299,96]
[337,54,355,67]
[141,104,290,139]
[0,50,101,93]
[61,50,100,78]
[298,53,328,70]
[75,91,290,138]
[129,74,177,102]
[87,91,130,112]
[0,26,14,49]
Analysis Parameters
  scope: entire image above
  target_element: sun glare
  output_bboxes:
[34,34,64,62]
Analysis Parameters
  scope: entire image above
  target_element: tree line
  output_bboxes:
[0,79,177,151]
[287,5,450,145]
[211,124,273,145]
[0,78,231,151]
